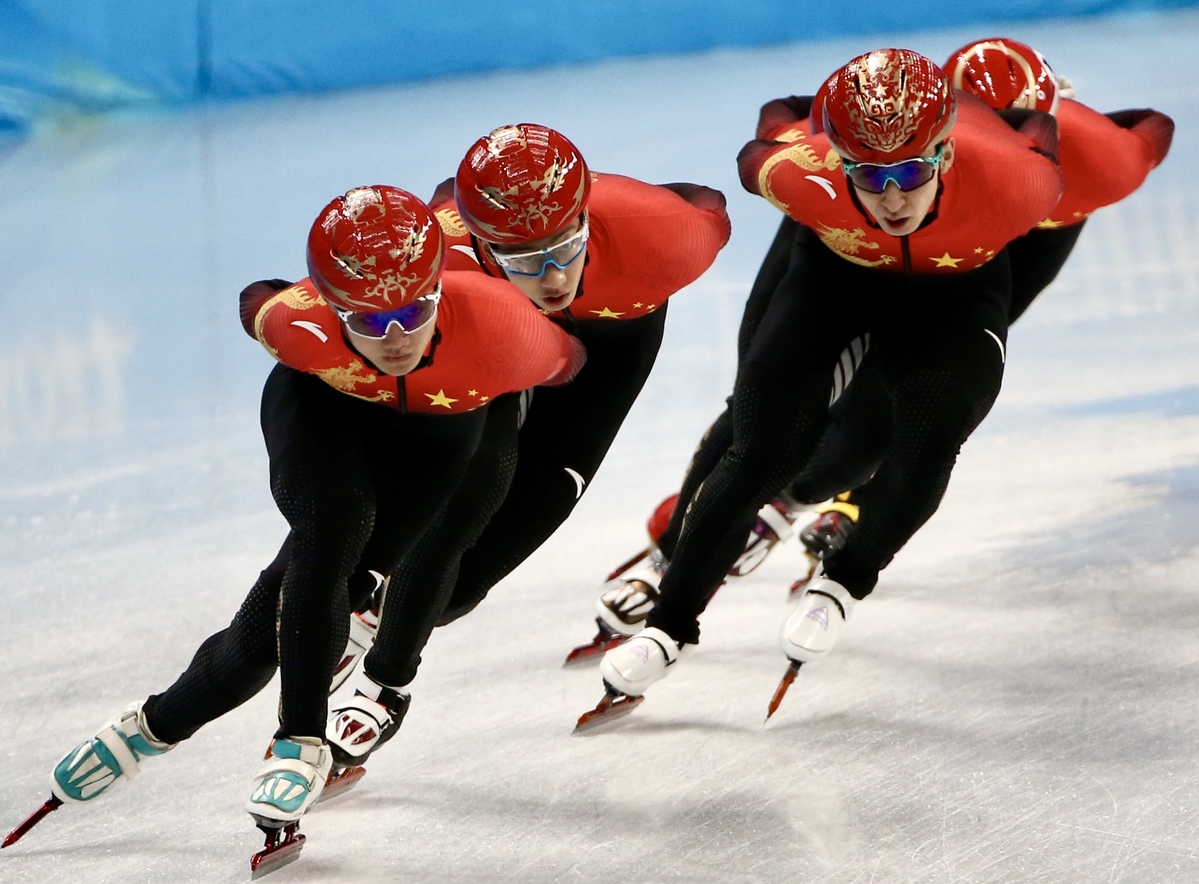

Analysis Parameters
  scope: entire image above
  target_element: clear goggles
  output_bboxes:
[841,143,945,194]
[489,220,589,277]
[332,285,441,338]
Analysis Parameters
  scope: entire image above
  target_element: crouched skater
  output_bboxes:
[580,47,1066,728]
[4,185,583,876]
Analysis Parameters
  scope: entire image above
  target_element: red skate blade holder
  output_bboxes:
[250,822,305,879]
[573,689,645,733]
[316,765,366,804]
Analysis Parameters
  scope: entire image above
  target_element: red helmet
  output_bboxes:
[646,493,679,545]
[820,49,957,164]
[944,38,1059,115]
[454,124,591,245]
[306,185,445,312]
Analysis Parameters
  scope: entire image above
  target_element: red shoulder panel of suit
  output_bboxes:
[432,172,730,320]
[738,92,1065,273]
[1039,99,1173,227]
[241,275,582,413]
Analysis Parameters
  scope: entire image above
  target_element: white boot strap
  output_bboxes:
[348,612,378,646]
[757,503,792,539]
[333,695,391,729]
[342,665,402,704]
[96,728,140,780]
[255,756,321,788]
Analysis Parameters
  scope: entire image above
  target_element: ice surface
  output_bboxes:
[1,9,1197,883]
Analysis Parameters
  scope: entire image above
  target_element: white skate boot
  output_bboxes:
[765,577,857,720]
[598,627,682,697]
[780,576,855,663]
[326,667,410,768]
[565,550,665,665]
[246,736,333,826]
[595,550,665,636]
[575,627,685,731]
[582,496,800,654]
[51,701,176,804]
[329,570,386,693]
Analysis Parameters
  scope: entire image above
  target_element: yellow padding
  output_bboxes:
[813,499,859,521]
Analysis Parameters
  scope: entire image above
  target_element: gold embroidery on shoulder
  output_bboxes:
[437,207,467,238]
[254,285,323,358]
[756,134,841,214]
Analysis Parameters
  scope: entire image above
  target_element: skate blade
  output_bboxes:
[562,632,630,667]
[604,546,650,582]
[316,765,366,804]
[2,796,63,848]
[250,824,305,879]
[573,692,644,733]
[765,660,803,722]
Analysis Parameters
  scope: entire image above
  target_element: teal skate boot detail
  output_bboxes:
[246,736,332,826]
[51,702,175,804]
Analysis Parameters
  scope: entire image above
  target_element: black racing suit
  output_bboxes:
[783,221,1087,505]
[655,218,1086,566]
[142,364,487,741]
[646,223,1011,644]
[364,307,668,688]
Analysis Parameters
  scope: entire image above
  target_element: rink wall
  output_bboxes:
[2,0,1197,133]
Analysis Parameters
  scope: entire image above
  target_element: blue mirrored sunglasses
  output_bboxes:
[841,143,946,194]
[490,221,589,278]
[332,286,441,338]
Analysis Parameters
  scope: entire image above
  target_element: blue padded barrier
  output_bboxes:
[2,0,1197,133]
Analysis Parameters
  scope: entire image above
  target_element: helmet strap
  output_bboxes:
[471,236,506,279]
[415,327,442,370]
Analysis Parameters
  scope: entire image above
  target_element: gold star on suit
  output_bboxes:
[931,252,964,268]
[425,389,458,409]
